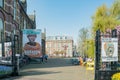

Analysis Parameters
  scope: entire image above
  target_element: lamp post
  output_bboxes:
[11,30,19,76]
[11,30,16,76]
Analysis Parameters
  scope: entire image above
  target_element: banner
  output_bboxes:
[22,29,42,58]
[101,38,118,62]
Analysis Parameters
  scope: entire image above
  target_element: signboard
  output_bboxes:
[5,42,12,57]
[22,29,42,58]
[101,38,118,62]
[0,42,12,57]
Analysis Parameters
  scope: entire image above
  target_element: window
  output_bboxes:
[60,37,62,40]
[24,19,26,29]
[14,0,16,20]
[58,43,61,48]
[65,37,67,39]
[0,18,3,42]
[0,0,3,7]
[0,18,3,56]
[55,37,57,40]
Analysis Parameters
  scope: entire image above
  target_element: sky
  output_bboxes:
[27,0,114,44]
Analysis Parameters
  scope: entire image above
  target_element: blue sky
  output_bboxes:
[27,0,114,43]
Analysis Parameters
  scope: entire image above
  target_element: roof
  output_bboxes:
[28,15,35,22]
[46,36,73,41]
[20,0,26,3]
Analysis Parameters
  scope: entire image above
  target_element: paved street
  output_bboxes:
[3,58,94,80]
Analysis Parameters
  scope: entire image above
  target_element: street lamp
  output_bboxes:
[11,30,19,76]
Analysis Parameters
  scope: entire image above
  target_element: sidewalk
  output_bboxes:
[3,58,94,80]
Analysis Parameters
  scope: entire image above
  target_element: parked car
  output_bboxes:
[71,57,80,65]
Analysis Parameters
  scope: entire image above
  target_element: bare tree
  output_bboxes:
[77,28,89,56]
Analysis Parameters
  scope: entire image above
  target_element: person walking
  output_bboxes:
[79,56,83,66]
[44,54,48,62]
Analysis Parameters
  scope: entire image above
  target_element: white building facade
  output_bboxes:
[46,36,73,57]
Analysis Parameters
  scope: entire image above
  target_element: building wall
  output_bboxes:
[46,36,73,57]
[0,0,36,56]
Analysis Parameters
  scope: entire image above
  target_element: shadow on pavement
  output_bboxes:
[21,58,77,69]
[21,70,61,76]
[1,70,61,80]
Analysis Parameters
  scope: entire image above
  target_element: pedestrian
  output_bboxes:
[44,54,48,62]
[79,56,83,66]
[42,56,44,62]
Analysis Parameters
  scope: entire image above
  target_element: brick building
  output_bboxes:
[46,36,73,57]
[0,0,36,57]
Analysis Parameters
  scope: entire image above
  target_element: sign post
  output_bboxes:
[22,29,42,59]
[95,29,120,80]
